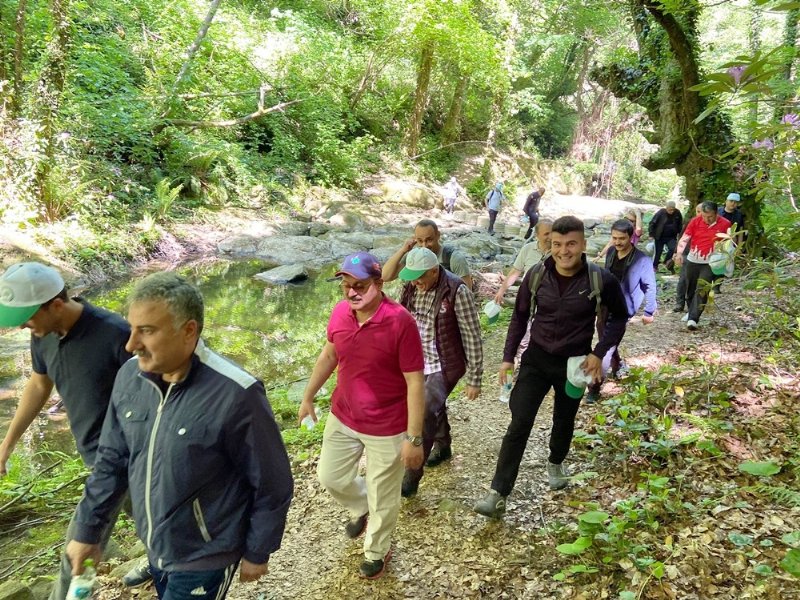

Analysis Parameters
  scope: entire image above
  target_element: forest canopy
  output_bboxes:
[1,0,799,259]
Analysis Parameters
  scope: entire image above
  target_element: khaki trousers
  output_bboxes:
[317,413,405,561]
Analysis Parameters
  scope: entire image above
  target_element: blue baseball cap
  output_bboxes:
[335,252,382,280]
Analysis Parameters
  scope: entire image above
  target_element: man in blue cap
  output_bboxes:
[0,262,152,597]
[300,252,425,579]
[719,193,745,233]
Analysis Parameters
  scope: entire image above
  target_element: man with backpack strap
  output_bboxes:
[474,216,629,519]
[383,219,472,290]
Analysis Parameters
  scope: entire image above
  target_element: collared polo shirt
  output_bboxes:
[512,243,545,274]
[685,215,731,263]
[327,296,423,436]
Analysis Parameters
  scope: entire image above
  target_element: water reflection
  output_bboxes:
[0,259,401,461]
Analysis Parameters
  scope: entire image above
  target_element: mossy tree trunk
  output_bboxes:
[592,0,737,209]
[441,74,468,144]
[12,0,28,116]
[404,40,435,157]
[31,0,70,217]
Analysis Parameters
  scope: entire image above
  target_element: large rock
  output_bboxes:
[254,264,308,285]
[309,222,331,237]
[0,581,34,600]
[378,179,436,209]
[327,210,363,231]
[372,234,412,252]
[27,578,51,600]
[254,236,332,267]
[218,235,259,256]
[321,231,374,250]
[448,233,501,259]
[278,221,311,236]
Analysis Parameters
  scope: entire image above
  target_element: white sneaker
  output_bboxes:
[686,319,698,330]
[681,313,689,322]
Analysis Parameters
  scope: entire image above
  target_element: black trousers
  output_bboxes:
[653,237,677,268]
[405,372,457,485]
[488,209,498,233]
[524,211,539,239]
[685,261,717,323]
[491,345,582,496]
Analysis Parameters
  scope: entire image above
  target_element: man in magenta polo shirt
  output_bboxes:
[299,252,425,580]
[675,201,731,330]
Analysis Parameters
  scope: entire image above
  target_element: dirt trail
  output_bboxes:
[225,271,721,599]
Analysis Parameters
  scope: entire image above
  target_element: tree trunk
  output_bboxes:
[749,1,762,124]
[592,0,736,208]
[31,0,70,217]
[12,0,28,116]
[162,0,223,117]
[349,50,389,111]
[773,8,798,120]
[441,74,468,144]
[403,40,434,157]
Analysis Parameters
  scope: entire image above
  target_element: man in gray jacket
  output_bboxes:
[66,272,293,600]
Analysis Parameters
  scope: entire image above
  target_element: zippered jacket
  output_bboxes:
[73,340,294,571]
[604,247,658,317]
[503,255,629,362]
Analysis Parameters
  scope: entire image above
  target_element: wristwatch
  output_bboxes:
[405,434,423,447]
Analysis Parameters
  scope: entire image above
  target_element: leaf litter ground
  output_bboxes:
[91,267,800,600]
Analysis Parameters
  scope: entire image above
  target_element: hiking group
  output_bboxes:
[0,188,743,589]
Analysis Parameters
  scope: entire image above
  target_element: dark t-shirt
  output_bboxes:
[31,299,131,466]
[610,254,627,282]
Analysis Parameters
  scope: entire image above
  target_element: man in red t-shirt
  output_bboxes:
[675,201,731,330]
[299,252,425,580]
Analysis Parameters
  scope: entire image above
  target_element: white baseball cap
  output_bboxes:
[726,192,741,202]
[0,262,65,327]
[399,247,439,281]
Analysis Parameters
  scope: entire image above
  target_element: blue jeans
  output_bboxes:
[151,563,238,600]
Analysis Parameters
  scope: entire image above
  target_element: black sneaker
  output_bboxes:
[345,513,368,539]
[359,550,392,579]
[671,305,684,313]
[401,473,419,498]
[584,390,600,404]
[426,445,452,467]
[122,559,152,587]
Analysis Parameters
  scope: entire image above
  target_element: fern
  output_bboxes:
[750,484,800,508]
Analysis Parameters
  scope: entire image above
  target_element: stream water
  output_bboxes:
[0,258,402,466]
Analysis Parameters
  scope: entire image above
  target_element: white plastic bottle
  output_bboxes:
[499,370,513,403]
[66,559,96,600]
[301,406,322,430]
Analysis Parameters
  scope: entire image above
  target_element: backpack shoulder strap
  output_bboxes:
[527,262,546,314]
[441,244,454,270]
[586,261,604,315]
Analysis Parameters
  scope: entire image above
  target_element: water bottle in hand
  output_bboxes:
[66,559,96,600]
[499,370,513,403]
[301,406,322,430]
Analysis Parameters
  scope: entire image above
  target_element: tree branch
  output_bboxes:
[154,99,301,133]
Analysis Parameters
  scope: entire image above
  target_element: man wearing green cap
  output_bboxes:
[397,247,483,497]
[0,262,148,598]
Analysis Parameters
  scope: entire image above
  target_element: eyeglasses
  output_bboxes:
[340,280,373,294]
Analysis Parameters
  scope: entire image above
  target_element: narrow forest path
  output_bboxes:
[221,269,799,599]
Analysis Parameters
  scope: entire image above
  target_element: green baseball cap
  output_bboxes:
[0,262,65,327]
